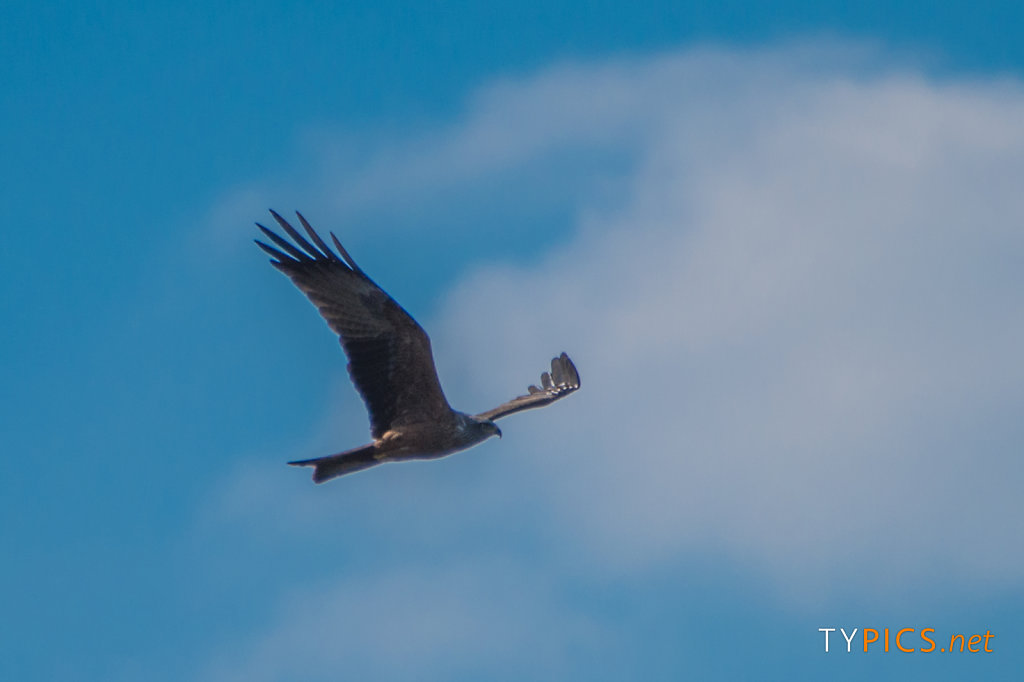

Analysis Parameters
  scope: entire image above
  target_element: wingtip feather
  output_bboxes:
[254,238,287,263]
[269,209,323,260]
[295,211,338,261]
[557,352,580,388]
[330,232,365,274]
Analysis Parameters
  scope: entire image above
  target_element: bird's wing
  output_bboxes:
[256,210,453,438]
[475,353,581,422]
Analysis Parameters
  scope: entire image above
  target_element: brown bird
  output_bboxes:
[255,210,581,483]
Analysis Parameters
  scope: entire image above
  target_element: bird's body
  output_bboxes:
[255,211,580,483]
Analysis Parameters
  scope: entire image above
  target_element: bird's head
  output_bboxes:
[477,418,502,440]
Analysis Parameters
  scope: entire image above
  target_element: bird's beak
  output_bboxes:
[496,427,503,439]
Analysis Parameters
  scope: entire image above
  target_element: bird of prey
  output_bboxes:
[255,210,581,483]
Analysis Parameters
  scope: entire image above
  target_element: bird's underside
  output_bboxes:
[255,210,581,483]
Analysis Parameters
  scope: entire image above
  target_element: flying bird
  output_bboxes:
[255,210,581,483]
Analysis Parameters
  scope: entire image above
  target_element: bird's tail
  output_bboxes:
[288,443,381,483]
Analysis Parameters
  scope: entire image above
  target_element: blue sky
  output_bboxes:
[3,2,1023,680]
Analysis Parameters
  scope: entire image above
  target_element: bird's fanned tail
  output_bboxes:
[288,444,381,483]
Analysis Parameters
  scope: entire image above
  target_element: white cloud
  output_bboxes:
[204,43,1024,677]
[208,43,886,242]
[424,46,1024,595]
[200,559,608,682]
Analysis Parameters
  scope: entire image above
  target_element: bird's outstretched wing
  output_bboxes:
[255,210,453,438]
[475,353,580,422]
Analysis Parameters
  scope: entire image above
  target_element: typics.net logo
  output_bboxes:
[819,628,995,654]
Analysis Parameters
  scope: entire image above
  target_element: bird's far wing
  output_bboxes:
[255,210,453,438]
[475,353,581,422]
